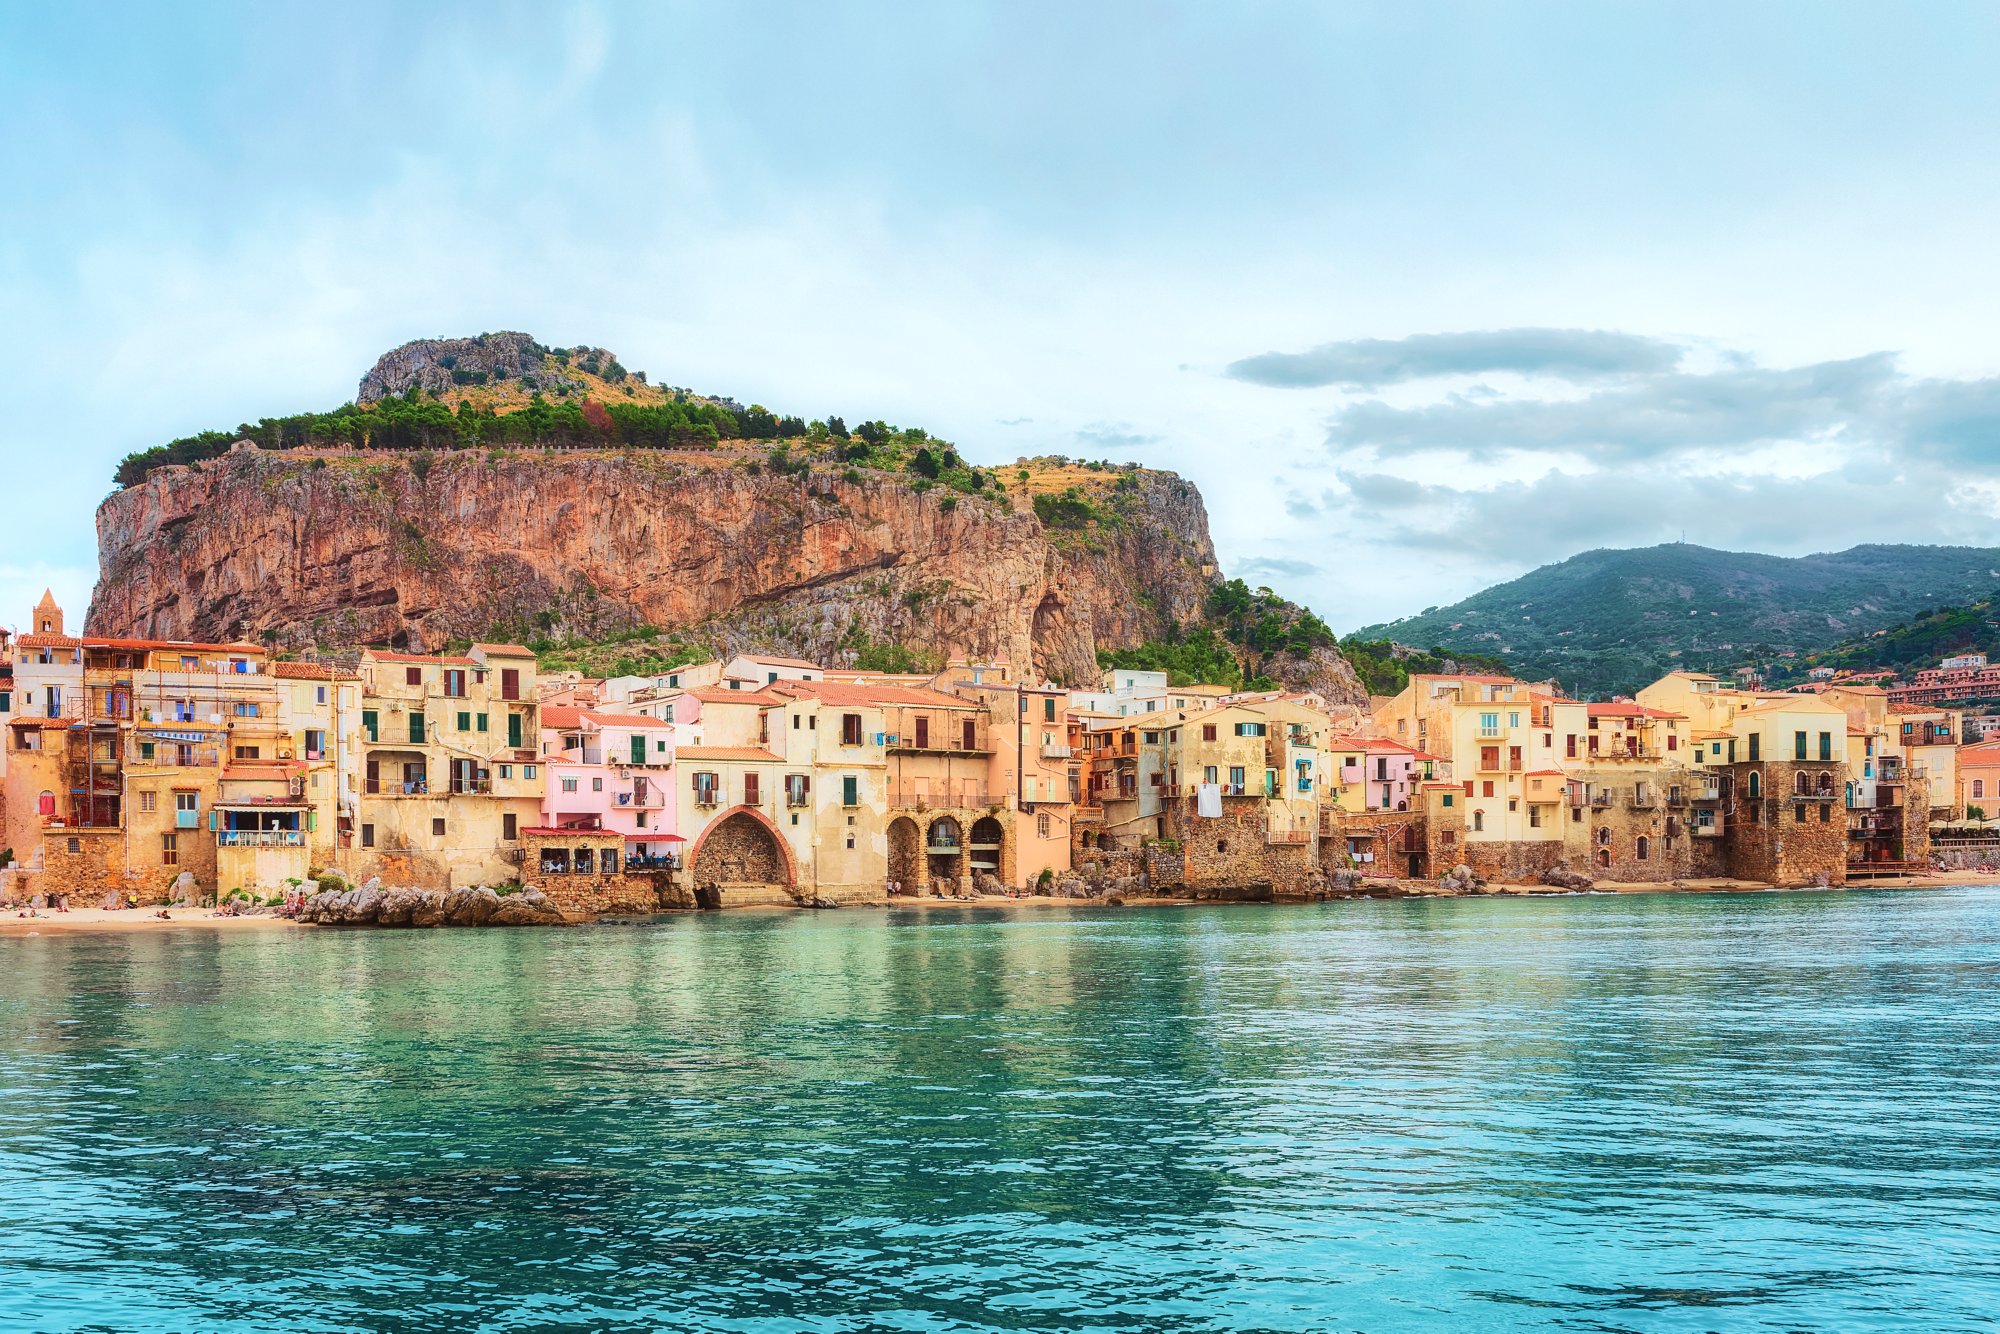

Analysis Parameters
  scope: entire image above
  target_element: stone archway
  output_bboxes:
[888,816,923,894]
[969,816,1005,884]
[926,816,965,893]
[690,809,793,898]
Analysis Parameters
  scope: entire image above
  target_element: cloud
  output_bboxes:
[1324,352,1899,462]
[1073,421,1162,450]
[1227,328,1683,389]
[1236,556,1324,581]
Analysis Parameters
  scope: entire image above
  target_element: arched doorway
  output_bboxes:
[969,816,1005,883]
[888,816,923,893]
[927,816,964,891]
[690,810,790,899]
[1595,847,1611,870]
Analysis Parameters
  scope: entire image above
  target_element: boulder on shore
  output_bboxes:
[298,884,564,928]
[1539,865,1595,891]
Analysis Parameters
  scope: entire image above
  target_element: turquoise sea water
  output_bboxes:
[3,890,2000,1332]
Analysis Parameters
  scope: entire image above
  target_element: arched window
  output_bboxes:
[1795,771,1811,795]
[1817,770,1834,795]
[1596,827,1611,846]
[1747,772,1761,798]
[1976,780,1987,800]
[1472,810,1484,832]
[1596,848,1611,869]
[36,790,54,817]
[1635,835,1650,861]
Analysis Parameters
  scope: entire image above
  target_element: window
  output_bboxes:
[1143,731,1159,745]
[591,777,603,792]
[361,823,375,849]
[1819,731,1832,762]
[457,711,472,732]
[1794,804,1806,823]
[524,765,536,780]
[161,833,178,866]
[838,713,864,745]
[405,666,423,687]
[1747,772,1761,798]
[1976,780,1986,800]
[1472,810,1484,831]
[1794,731,1808,761]
[1037,812,1051,837]
[694,772,719,805]
[1567,735,1577,758]
[1228,765,1245,792]
[499,764,513,779]
[842,775,858,806]
[1819,803,1831,823]
[1482,781,1494,797]
[1441,793,1454,807]
[234,745,260,760]
[1203,724,1217,741]
[409,711,426,744]
[304,729,326,759]
[139,790,156,814]
[476,713,489,733]
[362,709,378,742]
[316,685,327,704]
[1203,765,1218,784]
[1635,835,1649,861]
[1479,712,1499,737]
[500,668,521,700]
[502,813,517,840]
[1749,734,1761,762]
[786,774,810,806]
[744,773,761,805]
[1044,697,1056,721]
[433,817,447,837]
[1233,722,1266,737]
[561,777,579,793]
[444,669,467,698]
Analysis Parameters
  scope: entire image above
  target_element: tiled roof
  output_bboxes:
[272,661,357,680]
[365,650,478,665]
[471,642,537,658]
[768,680,973,709]
[674,746,781,762]
[683,687,788,706]
[17,634,82,648]
[542,706,672,731]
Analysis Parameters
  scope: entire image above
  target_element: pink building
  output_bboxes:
[1330,734,1429,812]
[539,706,681,869]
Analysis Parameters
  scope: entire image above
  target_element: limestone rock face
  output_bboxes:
[88,445,1363,701]
[357,332,598,404]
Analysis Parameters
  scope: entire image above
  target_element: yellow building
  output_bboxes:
[355,644,543,888]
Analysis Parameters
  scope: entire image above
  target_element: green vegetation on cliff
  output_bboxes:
[1097,578,1358,692]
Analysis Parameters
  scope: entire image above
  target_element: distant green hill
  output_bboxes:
[1358,543,2000,698]
[1760,592,2000,689]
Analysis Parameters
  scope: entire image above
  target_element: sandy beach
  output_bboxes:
[0,907,301,937]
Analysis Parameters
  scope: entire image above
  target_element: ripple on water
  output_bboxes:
[2,891,2000,1330]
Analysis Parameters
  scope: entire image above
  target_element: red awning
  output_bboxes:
[625,833,685,843]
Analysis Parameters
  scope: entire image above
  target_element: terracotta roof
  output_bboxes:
[683,687,788,706]
[272,661,357,681]
[768,680,973,709]
[365,650,478,665]
[674,745,781,762]
[541,707,671,731]
[1525,768,1567,777]
[16,634,81,648]
[471,642,537,658]
[1587,702,1683,719]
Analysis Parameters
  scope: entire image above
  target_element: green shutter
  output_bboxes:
[842,775,858,806]
[631,735,646,764]
[477,713,489,732]
[507,713,522,747]
[457,711,471,732]
[409,711,425,744]
[362,709,378,742]
[306,811,317,832]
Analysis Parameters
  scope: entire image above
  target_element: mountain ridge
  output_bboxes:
[1358,541,2000,697]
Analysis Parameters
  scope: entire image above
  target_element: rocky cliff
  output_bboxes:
[90,337,1366,702]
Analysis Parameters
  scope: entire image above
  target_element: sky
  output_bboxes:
[8,1,2000,636]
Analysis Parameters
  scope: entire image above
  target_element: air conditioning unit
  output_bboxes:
[279,747,294,759]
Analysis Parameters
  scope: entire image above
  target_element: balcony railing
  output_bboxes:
[1041,743,1073,759]
[889,781,991,809]
[1266,828,1312,846]
[218,830,304,848]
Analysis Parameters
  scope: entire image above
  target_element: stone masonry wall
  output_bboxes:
[1164,797,1319,900]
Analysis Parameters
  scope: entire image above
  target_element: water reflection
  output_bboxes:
[3,892,2000,1331]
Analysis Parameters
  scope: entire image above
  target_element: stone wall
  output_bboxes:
[1163,797,1319,900]
[1322,809,1426,879]
[1578,797,1692,882]
[1722,761,1849,885]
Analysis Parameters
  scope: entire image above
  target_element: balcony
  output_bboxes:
[888,731,994,756]
[218,830,305,848]
[889,781,991,809]
[1041,743,1073,759]
[370,779,433,797]
[448,778,493,795]
[1266,828,1312,846]
[1692,822,1722,837]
